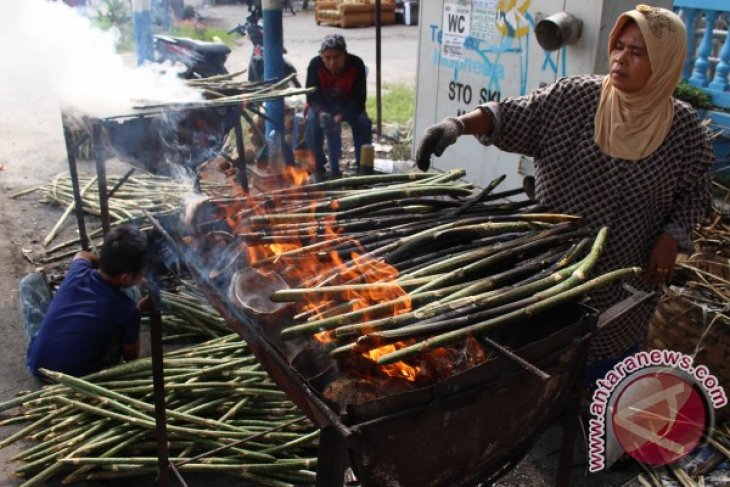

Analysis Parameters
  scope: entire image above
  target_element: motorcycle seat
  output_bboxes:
[173,37,232,55]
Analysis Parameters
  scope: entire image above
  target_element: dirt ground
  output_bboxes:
[0,3,641,486]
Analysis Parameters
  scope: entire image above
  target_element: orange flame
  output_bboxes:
[208,161,417,380]
[365,344,420,382]
[314,330,335,343]
[283,165,310,186]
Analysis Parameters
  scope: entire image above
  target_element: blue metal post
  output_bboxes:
[262,0,288,165]
[132,0,154,65]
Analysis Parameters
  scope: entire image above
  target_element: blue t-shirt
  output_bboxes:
[27,259,140,378]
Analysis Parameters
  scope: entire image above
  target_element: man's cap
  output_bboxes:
[320,34,347,53]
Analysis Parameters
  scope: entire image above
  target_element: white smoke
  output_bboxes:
[0,0,203,120]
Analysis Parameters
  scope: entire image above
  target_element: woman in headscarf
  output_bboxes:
[416,5,714,383]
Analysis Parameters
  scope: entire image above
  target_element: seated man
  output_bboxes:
[24,225,148,380]
[305,34,372,179]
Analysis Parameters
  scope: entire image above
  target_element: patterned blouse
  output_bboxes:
[478,75,714,361]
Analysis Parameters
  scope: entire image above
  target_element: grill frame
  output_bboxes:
[177,233,599,487]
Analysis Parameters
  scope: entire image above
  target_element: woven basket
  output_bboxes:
[649,286,730,420]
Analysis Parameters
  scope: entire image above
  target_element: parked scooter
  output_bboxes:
[228,14,301,87]
[154,34,231,79]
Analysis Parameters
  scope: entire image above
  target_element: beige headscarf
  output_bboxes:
[594,5,686,161]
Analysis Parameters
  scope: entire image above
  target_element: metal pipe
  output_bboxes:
[107,168,136,199]
[480,336,551,381]
[62,121,91,251]
[148,277,172,487]
[375,0,383,136]
[263,0,287,165]
[92,122,111,235]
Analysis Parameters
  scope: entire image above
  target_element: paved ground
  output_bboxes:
[0,2,641,486]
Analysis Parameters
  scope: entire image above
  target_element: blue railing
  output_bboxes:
[675,0,730,109]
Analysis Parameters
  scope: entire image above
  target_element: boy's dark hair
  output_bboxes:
[100,225,148,276]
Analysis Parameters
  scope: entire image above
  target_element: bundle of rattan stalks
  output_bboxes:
[0,335,318,486]
[650,211,730,420]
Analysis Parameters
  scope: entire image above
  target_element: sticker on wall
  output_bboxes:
[471,0,498,41]
[441,2,472,60]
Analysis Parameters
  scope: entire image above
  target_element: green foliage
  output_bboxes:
[366,83,416,125]
[95,0,129,25]
[91,0,133,53]
[674,80,713,109]
[169,22,235,46]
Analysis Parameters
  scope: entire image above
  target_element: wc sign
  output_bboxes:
[442,3,472,60]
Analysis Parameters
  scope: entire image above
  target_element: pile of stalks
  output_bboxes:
[142,73,311,110]
[693,213,730,258]
[157,280,232,341]
[184,71,305,102]
[209,170,640,370]
[673,209,730,318]
[0,334,319,487]
[12,172,229,264]
[639,426,730,487]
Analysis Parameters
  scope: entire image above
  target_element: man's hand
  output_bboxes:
[644,232,680,285]
[319,112,339,132]
[415,117,465,171]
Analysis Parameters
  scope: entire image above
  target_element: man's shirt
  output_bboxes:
[27,259,140,378]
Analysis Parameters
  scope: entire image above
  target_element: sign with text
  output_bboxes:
[471,0,497,41]
[441,3,472,60]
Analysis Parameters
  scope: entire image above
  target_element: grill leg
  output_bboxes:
[93,122,111,235]
[62,124,90,251]
[555,389,581,487]
[316,425,348,487]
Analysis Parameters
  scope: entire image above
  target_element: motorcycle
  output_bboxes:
[154,34,231,79]
[228,14,301,87]
[154,10,300,84]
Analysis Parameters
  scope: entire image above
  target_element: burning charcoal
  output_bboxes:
[228,268,290,320]
[463,335,490,368]
[412,338,492,384]
[323,374,415,408]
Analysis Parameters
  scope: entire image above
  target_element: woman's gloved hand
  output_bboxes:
[415,117,465,171]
